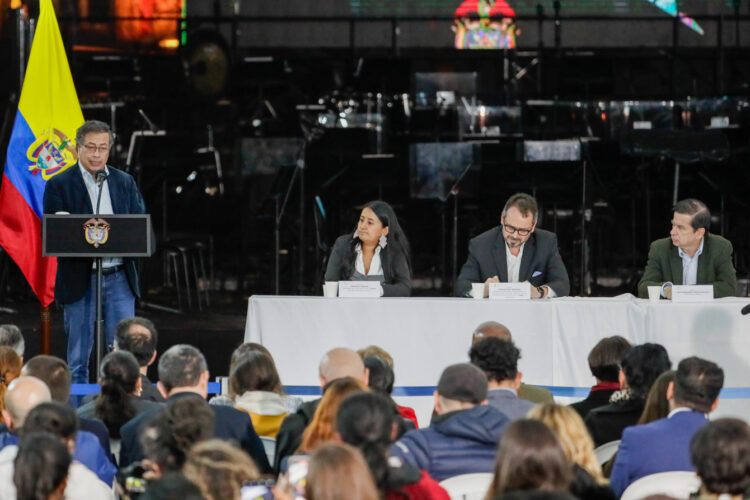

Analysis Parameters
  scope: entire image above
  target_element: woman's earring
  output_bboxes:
[379,234,388,248]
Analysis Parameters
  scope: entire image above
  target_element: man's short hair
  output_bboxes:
[22,356,71,403]
[673,198,711,231]
[469,337,521,383]
[691,418,750,496]
[437,363,488,404]
[620,343,671,397]
[587,336,631,382]
[503,193,539,223]
[158,345,207,392]
[22,401,79,441]
[356,345,394,369]
[75,120,113,149]
[116,317,158,367]
[673,357,724,413]
[0,325,24,357]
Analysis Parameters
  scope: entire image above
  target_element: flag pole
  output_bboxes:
[40,303,51,354]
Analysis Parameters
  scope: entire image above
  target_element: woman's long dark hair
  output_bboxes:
[336,391,394,494]
[95,350,140,438]
[339,201,411,280]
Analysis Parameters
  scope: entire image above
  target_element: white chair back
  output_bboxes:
[439,472,494,500]
[620,471,701,500]
[260,436,276,464]
[594,439,621,465]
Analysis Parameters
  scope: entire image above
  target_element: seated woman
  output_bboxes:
[230,351,288,438]
[325,201,411,297]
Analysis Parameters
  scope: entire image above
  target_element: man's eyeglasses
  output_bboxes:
[503,224,533,236]
[82,144,110,154]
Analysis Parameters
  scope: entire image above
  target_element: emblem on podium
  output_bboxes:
[83,219,111,248]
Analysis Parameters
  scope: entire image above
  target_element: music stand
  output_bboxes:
[43,214,154,381]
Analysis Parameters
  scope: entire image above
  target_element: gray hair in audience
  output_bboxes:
[158,345,207,392]
[0,325,24,357]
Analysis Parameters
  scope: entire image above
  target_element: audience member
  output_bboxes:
[298,377,367,454]
[139,472,204,500]
[691,418,750,500]
[337,392,449,499]
[528,404,614,500]
[469,337,535,420]
[115,317,164,402]
[182,439,260,500]
[0,402,112,500]
[305,443,380,500]
[358,346,419,428]
[77,351,163,438]
[0,347,21,416]
[637,370,676,425]
[471,321,553,404]
[391,363,510,481]
[585,343,671,446]
[138,396,215,478]
[12,432,70,500]
[119,344,270,472]
[362,356,417,433]
[21,355,112,457]
[609,357,723,496]
[485,419,572,499]
[274,347,368,472]
[571,336,631,420]
[0,325,24,360]
[0,375,116,486]
[230,350,288,437]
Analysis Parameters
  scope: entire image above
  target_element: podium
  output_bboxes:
[42,214,154,380]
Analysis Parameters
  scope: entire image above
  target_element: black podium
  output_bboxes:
[42,214,154,380]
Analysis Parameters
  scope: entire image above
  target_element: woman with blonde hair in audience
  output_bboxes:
[528,404,615,500]
[305,443,379,500]
[0,347,21,418]
[182,439,260,500]
[230,351,288,438]
[485,419,572,500]
[297,377,368,454]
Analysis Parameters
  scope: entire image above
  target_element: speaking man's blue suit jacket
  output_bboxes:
[609,410,708,497]
[43,164,146,304]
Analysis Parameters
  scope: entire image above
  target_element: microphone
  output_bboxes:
[742,303,750,316]
[137,109,159,132]
[95,171,108,216]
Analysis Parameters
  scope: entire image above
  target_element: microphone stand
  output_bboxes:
[444,162,474,291]
[94,171,107,381]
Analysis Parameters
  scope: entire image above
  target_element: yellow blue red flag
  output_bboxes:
[0,0,84,306]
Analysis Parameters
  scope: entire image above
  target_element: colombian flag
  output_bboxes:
[0,0,84,306]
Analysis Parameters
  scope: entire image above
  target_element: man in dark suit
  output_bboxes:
[609,357,724,496]
[43,120,146,386]
[455,193,570,298]
[119,344,271,472]
[638,198,736,299]
[115,317,164,402]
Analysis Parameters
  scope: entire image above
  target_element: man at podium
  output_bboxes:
[43,120,146,386]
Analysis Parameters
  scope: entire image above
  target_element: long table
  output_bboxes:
[245,295,750,424]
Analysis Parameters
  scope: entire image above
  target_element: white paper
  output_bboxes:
[338,281,382,298]
[633,121,652,130]
[671,285,714,303]
[489,282,531,300]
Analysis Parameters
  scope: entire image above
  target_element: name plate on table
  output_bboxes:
[489,282,531,300]
[672,285,714,303]
[338,281,382,298]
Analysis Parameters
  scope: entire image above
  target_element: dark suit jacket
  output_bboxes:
[42,164,146,304]
[609,410,708,496]
[637,233,736,298]
[140,374,165,402]
[584,397,645,447]
[455,227,570,297]
[119,392,271,473]
[570,388,617,421]
[273,398,320,473]
[325,234,411,297]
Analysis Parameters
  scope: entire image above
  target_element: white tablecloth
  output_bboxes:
[245,295,750,424]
